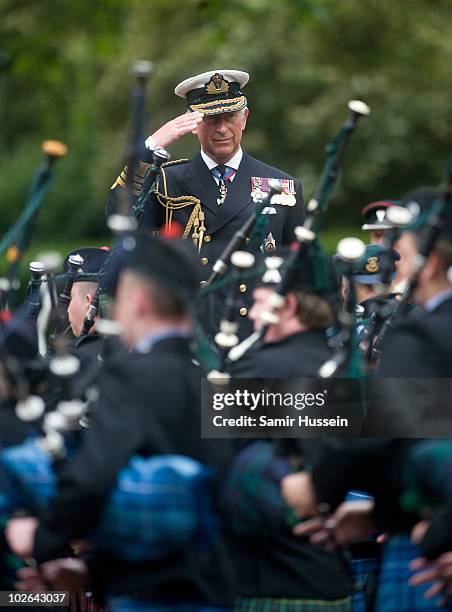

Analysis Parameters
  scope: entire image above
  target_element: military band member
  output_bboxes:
[63,247,110,364]
[228,249,335,378]
[224,250,353,610]
[377,189,452,377]
[109,69,305,337]
[6,234,234,610]
[341,244,401,350]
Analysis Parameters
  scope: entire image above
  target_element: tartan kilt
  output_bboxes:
[349,554,380,612]
[234,596,352,612]
[375,535,452,611]
[344,491,381,612]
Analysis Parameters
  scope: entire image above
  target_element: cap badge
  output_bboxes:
[263,232,276,252]
[205,73,229,95]
[376,209,386,222]
[365,256,379,273]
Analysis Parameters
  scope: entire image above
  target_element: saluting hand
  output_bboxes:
[150,111,204,148]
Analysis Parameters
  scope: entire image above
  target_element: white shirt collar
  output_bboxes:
[200,146,243,171]
[423,287,452,313]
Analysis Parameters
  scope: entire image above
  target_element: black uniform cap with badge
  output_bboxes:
[104,232,201,305]
[351,244,400,285]
[361,200,399,231]
[62,247,111,284]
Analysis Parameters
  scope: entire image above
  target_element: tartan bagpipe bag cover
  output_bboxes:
[0,437,218,562]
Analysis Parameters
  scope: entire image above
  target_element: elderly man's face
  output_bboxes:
[194,109,248,164]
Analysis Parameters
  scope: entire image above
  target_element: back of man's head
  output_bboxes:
[112,233,201,345]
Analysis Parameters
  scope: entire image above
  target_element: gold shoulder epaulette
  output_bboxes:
[110,160,150,196]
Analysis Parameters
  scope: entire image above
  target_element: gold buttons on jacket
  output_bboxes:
[201,257,209,265]
[239,307,248,316]
[239,283,247,293]
[204,235,211,243]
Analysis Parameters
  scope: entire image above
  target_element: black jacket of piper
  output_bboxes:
[32,337,235,605]
[227,330,332,378]
[376,295,452,377]
[108,150,305,338]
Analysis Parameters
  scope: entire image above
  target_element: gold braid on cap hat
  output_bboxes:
[190,96,246,115]
[154,161,207,252]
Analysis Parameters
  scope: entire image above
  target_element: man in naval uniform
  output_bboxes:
[109,69,305,338]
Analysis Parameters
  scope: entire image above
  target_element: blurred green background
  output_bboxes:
[1,0,451,267]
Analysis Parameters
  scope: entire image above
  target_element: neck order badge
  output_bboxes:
[212,164,236,206]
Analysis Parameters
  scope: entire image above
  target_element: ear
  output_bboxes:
[241,108,249,130]
[420,250,438,283]
[135,286,151,317]
[282,292,298,319]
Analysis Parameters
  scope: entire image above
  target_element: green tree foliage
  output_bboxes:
[0,0,451,245]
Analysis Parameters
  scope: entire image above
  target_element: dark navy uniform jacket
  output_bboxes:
[109,150,305,338]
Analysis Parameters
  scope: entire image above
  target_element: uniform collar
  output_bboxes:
[200,146,243,171]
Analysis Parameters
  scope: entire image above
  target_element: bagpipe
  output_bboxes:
[80,61,170,339]
[318,236,366,378]
[203,182,284,289]
[221,100,371,373]
[0,140,67,315]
